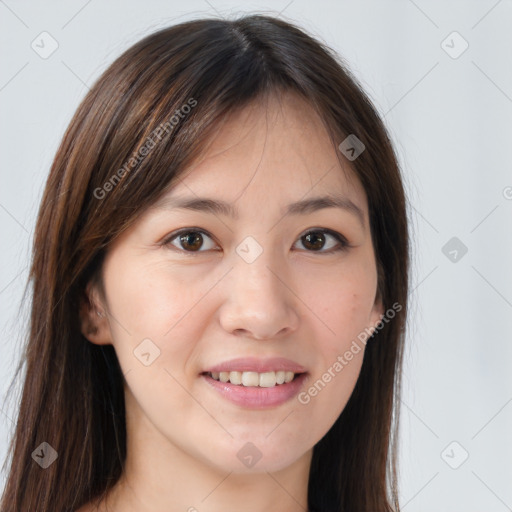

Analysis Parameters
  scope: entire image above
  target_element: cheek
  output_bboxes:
[305,262,377,349]
[103,258,207,333]
[297,276,371,429]
[296,257,376,418]
[102,259,214,375]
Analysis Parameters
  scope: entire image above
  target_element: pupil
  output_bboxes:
[181,232,202,251]
[305,232,324,250]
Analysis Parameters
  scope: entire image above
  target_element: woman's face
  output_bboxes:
[85,92,384,475]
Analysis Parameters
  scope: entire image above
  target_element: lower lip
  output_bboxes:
[201,373,308,409]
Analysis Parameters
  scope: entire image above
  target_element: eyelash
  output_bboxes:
[161,227,350,256]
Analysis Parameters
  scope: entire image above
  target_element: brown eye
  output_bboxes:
[295,229,349,253]
[163,228,348,255]
[302,232,325,250]
[164,229,217,253]
[179,232,203,251]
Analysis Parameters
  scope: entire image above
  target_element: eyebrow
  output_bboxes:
[153,194,366,230]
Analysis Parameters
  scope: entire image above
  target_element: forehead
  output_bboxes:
[157,91,368,221]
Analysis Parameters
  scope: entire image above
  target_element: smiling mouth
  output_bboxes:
[201,370,305,388]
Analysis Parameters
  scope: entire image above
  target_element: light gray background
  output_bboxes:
[1,1,511,510]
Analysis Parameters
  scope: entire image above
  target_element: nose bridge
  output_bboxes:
[232,235,284,302]
[219,235,298,339]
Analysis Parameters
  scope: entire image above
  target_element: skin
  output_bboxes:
[78,91,384,512]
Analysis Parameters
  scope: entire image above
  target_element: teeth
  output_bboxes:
[242,371,260,386]
[208,370,297,387]
[229,371,242,385]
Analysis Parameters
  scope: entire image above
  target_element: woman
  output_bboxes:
[1,14,409,512]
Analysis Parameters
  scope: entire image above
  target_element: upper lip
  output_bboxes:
[202,357,307,374]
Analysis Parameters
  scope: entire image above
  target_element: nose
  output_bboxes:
[218,249,299,340]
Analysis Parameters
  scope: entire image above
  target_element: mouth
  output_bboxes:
[200,370,309,409]
[201,370,304,388]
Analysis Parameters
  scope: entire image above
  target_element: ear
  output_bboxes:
[79,280,112,345]
[368,294,385,336]
[368,262,386,335]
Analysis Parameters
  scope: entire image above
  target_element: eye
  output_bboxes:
[163,229,218,253]
[293,228,349,253]
[161,228,349,254]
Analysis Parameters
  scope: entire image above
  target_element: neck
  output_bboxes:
[102,388,312,512]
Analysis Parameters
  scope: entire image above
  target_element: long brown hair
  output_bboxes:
[1,14,409,511]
